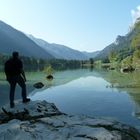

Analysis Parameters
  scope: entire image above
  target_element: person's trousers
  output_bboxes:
[8,75,27,103]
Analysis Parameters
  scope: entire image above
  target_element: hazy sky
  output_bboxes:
[0,0,140,52]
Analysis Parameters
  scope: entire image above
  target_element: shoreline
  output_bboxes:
[0,100,140,140]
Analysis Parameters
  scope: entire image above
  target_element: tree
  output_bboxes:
[44,65,53,76]
[130,31,140,68]
[131,33,140,50]
[121,56,133,69]
[108,51,117,63]
[89,58,94,65]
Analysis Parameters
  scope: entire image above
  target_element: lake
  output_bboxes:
[1,69,140,130]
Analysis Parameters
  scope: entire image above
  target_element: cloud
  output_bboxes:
[131,5,140,23]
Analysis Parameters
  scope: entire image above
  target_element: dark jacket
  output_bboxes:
[4,58,23,80]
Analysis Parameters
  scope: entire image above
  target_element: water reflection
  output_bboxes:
[30,69,140,130]
[100,70,140,119]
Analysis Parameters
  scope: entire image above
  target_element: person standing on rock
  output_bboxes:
[4,52,30,108]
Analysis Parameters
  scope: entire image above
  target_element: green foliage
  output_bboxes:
[133,49,140,59]
[108,51,118,68]
[94,21,140,66]
[44,65,53,75]
[132,50,140,69]
[131,33,140,50]
[134,21,140,31]
[109,21,140,69]
[0,54,9,71]
[0,53,81,72]
[94,60,102,68]
[47,59,81,70]
[121,56,133,68]
[117,48,133,61]
[108,51,117,63]
[95,60,102,65]
[102,58,110,63]
[128,22,140,69]
[89,58,94,65]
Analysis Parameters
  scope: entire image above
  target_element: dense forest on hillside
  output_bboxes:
[0,54,81,72]
[93,20,140,71]
[2,20,140,72]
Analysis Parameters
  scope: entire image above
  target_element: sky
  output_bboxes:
[0,0,140,52]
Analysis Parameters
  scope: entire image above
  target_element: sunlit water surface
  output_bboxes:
[29,69,140,130]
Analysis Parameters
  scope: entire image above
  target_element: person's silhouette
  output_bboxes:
[4,52,30,108]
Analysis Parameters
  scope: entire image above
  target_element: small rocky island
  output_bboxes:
[0,100,140,140]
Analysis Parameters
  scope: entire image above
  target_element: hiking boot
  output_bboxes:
[10,102,15,108]
[23,98,31,103]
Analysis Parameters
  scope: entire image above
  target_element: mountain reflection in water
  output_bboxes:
[30,69,140,130]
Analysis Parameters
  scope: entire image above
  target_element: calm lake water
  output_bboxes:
[1,69,140,130]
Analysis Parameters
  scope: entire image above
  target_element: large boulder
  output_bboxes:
[120,67,135,73]
[46,75,53,80]
[33,82,44,89]
[0,100,140,140]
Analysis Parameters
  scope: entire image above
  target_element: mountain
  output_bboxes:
[82,51,100,59]
[95,34,133,61]
[0,20,100,60]
[94,20,140,61]
[27,35,88,60]
[0,21,53,59]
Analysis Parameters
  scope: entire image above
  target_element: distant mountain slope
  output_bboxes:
[95,34,133,61]
[0,21,53,59]
[27,35,88,60]
[95,20,140,61]
[82,51,100,59]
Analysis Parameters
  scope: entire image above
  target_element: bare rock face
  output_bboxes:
[0,100,140,140]
[0,100,62,123]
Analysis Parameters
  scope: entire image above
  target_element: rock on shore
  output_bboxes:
[0,100,140,140]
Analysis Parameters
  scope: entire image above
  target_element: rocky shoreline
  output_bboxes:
[0,100,140,140]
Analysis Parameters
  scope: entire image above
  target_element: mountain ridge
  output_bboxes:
[2,19,139,62]
[95,31,133,61]
[27,34,90,60]
[0,20,100,60]
[0,20,54,59]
